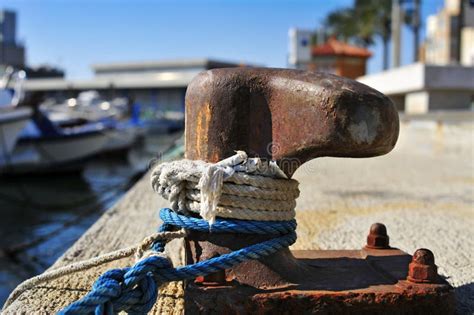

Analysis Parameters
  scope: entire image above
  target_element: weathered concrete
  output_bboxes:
[294,117,474,314]
[3,115,473,313]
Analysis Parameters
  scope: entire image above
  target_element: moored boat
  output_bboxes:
[42,91,141,154]
[0,68,32,160]
[0,106,32,159]
[99,118,143,153]
[0,106,110,174]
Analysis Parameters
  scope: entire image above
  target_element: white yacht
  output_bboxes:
[0,70,110,174]
[0,68,32,160]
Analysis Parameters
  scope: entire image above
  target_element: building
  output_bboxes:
[422,0,474,66]
[23,58,247,112]
[359,0,474,113]
[288,29,371,79]
[358,63,474,113]
[310,37,371,79]
[461,0,474,65]
[0,10,25,68]
[288,28,313,69]
[25,65,65,79]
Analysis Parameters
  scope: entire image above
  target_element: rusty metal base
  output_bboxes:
[185,248,454,314]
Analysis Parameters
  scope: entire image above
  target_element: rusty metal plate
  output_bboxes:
[185,248,454,314]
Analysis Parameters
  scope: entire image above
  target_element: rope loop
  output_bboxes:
[59,208,297,314]
[151,151,299,223]
[4,152,300,315]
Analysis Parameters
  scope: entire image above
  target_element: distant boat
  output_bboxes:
[0,68,32,160]
[0,106,32,158]
[141,109,184,134]
[0,112,110,174]
[0,72,111,174]
[42,91,129,123]
[42,91,141,154]
[99,118,143,153]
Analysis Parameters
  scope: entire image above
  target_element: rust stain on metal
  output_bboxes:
[189,102,211,160]
[185,68,400,176]
[184,248,454,314]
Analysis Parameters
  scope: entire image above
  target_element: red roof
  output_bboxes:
[312,37,372,58]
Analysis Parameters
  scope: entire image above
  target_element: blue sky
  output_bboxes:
[3,0,444,78]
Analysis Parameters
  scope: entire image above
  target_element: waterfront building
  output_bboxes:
[421,0,474,66]
[358,63,474,113]
[288,29,371,79]
[23,58,247,113]
[0,10,25,69]
[309,37,371,79]
[288,28,314,69]
[359,0,474,113]
[25,65,65,79]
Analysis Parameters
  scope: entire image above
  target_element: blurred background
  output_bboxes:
[0,0,473,309]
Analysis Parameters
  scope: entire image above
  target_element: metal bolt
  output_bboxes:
[365,223,390,249]
[407,248,439,283]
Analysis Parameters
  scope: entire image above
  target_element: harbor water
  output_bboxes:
[0,132,182,305]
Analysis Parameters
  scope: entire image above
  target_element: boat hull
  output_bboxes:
[0,130,108,174]
[0,107,32,158]
[102,127,140,153]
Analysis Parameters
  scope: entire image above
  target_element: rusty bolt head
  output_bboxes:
[365,223,390,249]
[407,248,439,283]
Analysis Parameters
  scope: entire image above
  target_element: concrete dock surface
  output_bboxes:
[294,117,473,313]
[4,114,474,314]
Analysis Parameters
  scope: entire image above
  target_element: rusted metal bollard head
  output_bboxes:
[365,222,390,249]
[184,68,400,287]
[407,248,439,283]
[186,68,399,177]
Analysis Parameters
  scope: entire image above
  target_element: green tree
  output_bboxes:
[325,0,392,70]
[325,8,360,44]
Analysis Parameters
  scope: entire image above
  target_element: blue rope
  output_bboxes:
[60,208,296,315]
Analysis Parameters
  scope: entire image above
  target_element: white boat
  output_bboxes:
[0,106,32,158]
[0,70,111,174]
[3,126,108,174]
[0,118,110,174]
[41,90,129,123]
[0,68,32,159]
[41,91,141,154]
[102,124,142,152]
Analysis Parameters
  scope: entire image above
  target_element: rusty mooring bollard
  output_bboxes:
[182,68,454,313]
[185,68,398,288]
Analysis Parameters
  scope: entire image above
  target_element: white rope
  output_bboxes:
[151,151,299,224]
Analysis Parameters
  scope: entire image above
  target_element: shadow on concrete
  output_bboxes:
[454,282,474,314]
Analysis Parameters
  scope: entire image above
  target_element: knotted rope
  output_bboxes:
[151,150,299,223]
[3,151,299,314]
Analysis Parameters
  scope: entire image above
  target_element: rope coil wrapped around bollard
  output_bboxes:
[2,151,299,314]
[150,150,299,223]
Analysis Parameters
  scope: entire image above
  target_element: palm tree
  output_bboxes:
[359,0,392,69]
[404,0,421,61]
[325,9,360,44]
[325,0,392,70]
